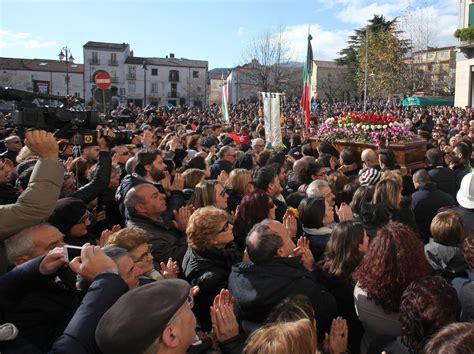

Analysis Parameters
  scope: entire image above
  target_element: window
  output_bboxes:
[75,92,80,98]
[91,52,99,65]
[128,66,136,80]
[151,83,158,93]
[109,53,118,66]
[193,70,199,78]
[169,70,179,82]
[128,81,136,92]
[469,3,474,27]
[119,88,126,97]
[151,68,158,76]
[197,86,201,92]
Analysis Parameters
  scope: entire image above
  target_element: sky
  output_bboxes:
[0,0,461,69]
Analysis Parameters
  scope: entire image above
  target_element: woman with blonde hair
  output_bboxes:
[189,179,228,210]
[373,178,417,230]
[182,168,206,202]
[182,206,241,332]
[224,168,254,213]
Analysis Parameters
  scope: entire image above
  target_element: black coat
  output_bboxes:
[182,244,242,332]
[210,159,233,180]
[427,165,457,198]
[228,257,337,339]
[0,258,79,352]
[412,182,456,242]
[226,189,244,214]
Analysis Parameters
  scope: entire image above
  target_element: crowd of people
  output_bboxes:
[0,98,473,354]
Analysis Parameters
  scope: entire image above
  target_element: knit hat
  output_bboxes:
[49,197,87,234]
[457,172,474,209]
[359,167,381,186]
[96,279,191,354]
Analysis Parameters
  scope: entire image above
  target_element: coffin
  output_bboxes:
[311,138,428,171]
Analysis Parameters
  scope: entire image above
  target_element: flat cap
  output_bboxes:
[96,279,190,354]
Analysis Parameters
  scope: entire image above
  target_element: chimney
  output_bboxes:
[170,53,175,58]
[130,50,134,57]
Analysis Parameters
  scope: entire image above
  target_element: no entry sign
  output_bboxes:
[94,71,112,90]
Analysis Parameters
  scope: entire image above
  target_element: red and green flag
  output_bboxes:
[300,34,313,132]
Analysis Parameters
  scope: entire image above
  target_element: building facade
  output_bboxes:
[311,60,353,101]
[455,0,474,107]
[83,41,208,107]
[0,57,83,99]
[208,68,230,105]
[411,46,456,96]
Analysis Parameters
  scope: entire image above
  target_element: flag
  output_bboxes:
[300,34,313,132]
[222,71,232,122]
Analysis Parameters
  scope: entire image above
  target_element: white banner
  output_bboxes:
[262,92,283,148]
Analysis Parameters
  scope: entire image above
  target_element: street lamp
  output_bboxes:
[142,60,148,107]
[363,26,369,112]
[58,46,74,95]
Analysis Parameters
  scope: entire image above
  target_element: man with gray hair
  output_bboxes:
[228,219,337,339]
[5,223,64,267]
[412,169,455,242]
[209,145,235,179]
[306,179,336,206]
[251,138,265,154]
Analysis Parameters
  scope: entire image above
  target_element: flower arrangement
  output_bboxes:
[314,113,417,146]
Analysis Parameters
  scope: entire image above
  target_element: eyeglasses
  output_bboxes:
[134,244,153,263]
[77,211,91,224]
[218,221,232,233]
[9,140,21,144]
[219,188,228,197]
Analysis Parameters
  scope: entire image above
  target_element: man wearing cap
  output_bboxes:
[0,135,23,165]
[442,172,474,235]
[96,279,195,354]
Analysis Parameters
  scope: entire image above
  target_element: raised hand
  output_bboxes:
[217,170,229,184]
[25,130,58,160]
[99,225,121,247]
[39,247,66,275]
[68,243,118,281]
[170,173,184,192]
[325,317,348,354]
[211,289,239,343]
[335,202,353,221]
[160,257,179,279]
[172,205,192,232]
[293,236,315,271]
[283,209,298,239]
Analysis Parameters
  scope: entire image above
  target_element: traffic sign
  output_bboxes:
[94,71,112,90]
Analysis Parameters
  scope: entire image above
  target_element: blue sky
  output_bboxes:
[0,0,459,69]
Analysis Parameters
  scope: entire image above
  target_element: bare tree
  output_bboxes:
[398,7,439,94]
[241,27,292,93]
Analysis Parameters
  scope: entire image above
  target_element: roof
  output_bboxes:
[209,68,231,74]
[125,56,208,68]
[0,57,84,73]
[313,60,343,69]
[412,46,456,55]
[83,41,129,51]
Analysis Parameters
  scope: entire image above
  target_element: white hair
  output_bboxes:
[251,138,264,147]
[5,223,58,264]
[306,180,330,198]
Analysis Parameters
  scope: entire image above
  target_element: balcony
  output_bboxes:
[167,91,180,98]
[89,59,100,65]
[169,71,180,82]
[127,73,136,80]
[108,60,119,66]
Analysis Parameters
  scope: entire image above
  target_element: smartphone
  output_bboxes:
[63,245,82,262]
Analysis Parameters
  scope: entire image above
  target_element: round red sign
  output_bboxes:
[94,71,112,90]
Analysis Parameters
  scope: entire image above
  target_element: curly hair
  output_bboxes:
[422,322,474,354]
[186,206,228,252]
[400,276,458,353]
[352,222,432,313]
[106,227,149,250]
[233,190,273,250]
